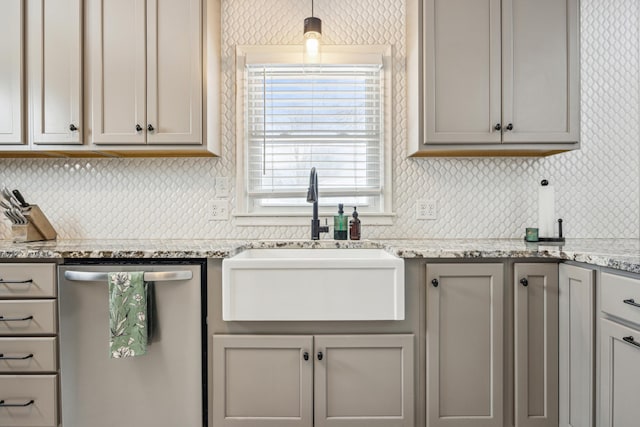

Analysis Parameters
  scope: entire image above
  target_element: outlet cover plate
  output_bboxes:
[210,200,229,220]
[416,199,437,220]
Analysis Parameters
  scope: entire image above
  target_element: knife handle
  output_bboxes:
[12,190,29,208]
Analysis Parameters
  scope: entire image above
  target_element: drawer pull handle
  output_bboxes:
[0,279,33,285]
[0,399,35,407]
[623,336,640,348]
[303,352,309,361]
[0,315,34,322]
[0,353,34,360]
[520,278,528,287]
[623,299,640,308]
[317,351,323,361]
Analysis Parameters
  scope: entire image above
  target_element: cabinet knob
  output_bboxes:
[494,123,502,131]
[431,278,439,287]
[520,278,528,287]
[69,124,78,132]
[147,124,155,132]
[623,336,640,348]
[135,124,143,132]
[317,351,323,361]
[303,352,309,361]
[506,123,513,131]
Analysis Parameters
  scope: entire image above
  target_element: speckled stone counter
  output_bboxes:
[0,238,639,274]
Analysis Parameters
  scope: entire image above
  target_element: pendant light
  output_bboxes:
[304,0,321,56]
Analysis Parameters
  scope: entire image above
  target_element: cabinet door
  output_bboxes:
[426,263,504,427]
[502,0,579,143]
[423,0,501,144]
[314,335,414,427]
[599,319,640,427]
[90,0,146,144]
[0,0,24,145]
[27,0,82,145]
[146,0,202,145]
[514,263,559,427]
[559,264,594,427]
[212,335,313,427]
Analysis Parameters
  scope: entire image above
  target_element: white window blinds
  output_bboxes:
[244,63,384,211]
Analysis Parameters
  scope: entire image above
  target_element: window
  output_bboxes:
[236,46,392,222]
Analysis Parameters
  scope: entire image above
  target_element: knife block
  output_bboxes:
[11,205,57,243]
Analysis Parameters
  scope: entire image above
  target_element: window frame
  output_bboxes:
[235,45,394,226]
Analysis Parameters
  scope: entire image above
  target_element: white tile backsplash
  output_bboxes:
[0,0,638,240]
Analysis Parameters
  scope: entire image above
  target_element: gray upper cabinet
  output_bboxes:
[514,263,559,427]
[27,0,83,146]
[212,334,414,427]
[0,0,24,147]
[89,0,202,147]
[1,0,82,148]
[426,263,504,427]
[407,0,579,156]
[502,0,579,145]
[423,0,502,145]
[0,0,220,157]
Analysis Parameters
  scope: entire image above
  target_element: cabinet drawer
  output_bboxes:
[0,337,56,373]
[0,375,57,427]
[0,264,56,299]
[601,272,640,325]
[0,300,56,335]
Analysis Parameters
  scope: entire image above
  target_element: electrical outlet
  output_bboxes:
[416,199,437,220]
[215,177,229,198]
[210,200,229,220]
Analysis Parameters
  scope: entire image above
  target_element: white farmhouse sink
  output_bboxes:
[222,248,404,321]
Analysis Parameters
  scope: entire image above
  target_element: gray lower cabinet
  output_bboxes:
[212,334,414,427]
[514,263,559,427]
[558,264,595,427]
[598,319,640,427]
[426,263,504,427]
[598,271,640,427]
[426,262,558,427]
[0,263,58,427]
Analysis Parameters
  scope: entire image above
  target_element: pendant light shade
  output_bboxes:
[304,1,321,56]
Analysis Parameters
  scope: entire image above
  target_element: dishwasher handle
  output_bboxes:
[64,270,193,282]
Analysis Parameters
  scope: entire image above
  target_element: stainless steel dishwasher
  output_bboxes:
[57,261,207,427]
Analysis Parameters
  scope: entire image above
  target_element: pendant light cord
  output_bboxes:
[311,0,314,17]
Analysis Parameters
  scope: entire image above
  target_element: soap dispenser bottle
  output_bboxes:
[333,204,348,240]
[349,207,361,240]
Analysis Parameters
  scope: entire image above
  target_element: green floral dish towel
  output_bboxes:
[109,272,148,358]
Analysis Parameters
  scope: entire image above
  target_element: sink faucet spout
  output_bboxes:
[307,167,329,240]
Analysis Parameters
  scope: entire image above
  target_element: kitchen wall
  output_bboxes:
[0,0,638,240]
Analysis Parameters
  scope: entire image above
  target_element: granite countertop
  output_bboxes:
[0,238,639,274]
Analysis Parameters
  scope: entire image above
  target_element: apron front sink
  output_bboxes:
[222,248,404,321]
